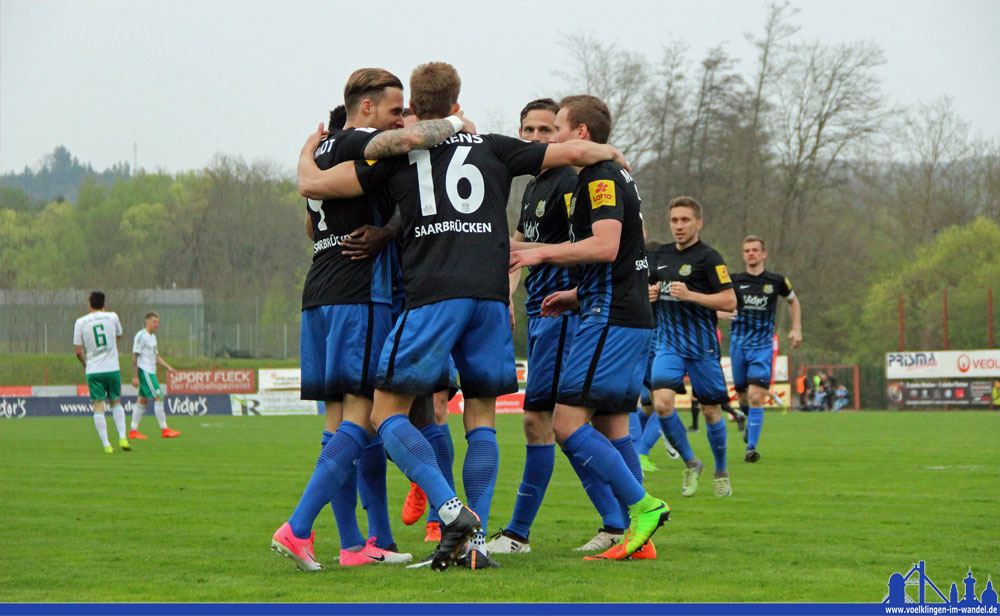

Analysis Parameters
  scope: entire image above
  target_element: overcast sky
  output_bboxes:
[2,0,998,175]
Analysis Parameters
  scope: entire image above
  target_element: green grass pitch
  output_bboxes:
[1,411,996,603]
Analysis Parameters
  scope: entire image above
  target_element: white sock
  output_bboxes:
[131,401,145,431]
[94,412,110,447]
[111,405,127,439]
[154,400,168,429]
[470,531,487,553]
[437,497,463,525]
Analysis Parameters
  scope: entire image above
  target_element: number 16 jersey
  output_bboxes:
[357,133,547,309]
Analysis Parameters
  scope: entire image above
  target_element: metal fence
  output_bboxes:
[0,290,302,359]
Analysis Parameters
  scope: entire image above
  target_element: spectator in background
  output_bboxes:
[823,373,838,410]
[833,384,849,411]
[810,384,828,412]
[795,370,809,410]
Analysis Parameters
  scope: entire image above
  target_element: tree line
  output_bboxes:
[553,2,999,368]
[2,2,998,376]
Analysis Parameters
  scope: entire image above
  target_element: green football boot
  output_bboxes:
[625,495,670,555]
[639,454,659,472]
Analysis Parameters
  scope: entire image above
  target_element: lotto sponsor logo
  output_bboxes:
[168,370,255,394]
[588,180,616,208]
[716,264,731,284]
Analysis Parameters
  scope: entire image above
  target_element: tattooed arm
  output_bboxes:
[362,112,475,159]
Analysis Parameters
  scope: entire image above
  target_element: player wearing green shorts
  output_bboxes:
[73,291,131,454]
[130,312,179,439]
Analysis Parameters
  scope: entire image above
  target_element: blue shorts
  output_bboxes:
[377,298,516,398]
[300,303,392,401]
[433,357,460,399]
[557,321,651,415]
[650,348,729,406]
[524,314,579,412]
[640,339,656,406]
[730,344,772,392]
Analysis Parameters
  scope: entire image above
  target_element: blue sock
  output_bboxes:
[507,443,555,540]
[637,409,651,431]
[639,413,662,455]
[288,422,368,540]
[564,424,645,507]
[706,416,728,472]
[611,436,644,527]
[421,423,453,524]
[440,420,455,482]
[561,448,623,530]
[358,436,394,548]
[463,426,499,532]
[629,410,643,445]
[378,414,455,510]
[321,430,364,550]
[660,412,695,462]
[747,407,763,449]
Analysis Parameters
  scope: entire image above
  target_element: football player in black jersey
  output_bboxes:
[490,99,623,555]
[647,197,737,498]
[296,63,629,570]
[718,235,802,462]
[272,68,477,572]
[509,95,670,561]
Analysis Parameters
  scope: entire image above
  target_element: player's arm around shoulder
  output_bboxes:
[296,125,364,200]
[541,140,628,170]
[362,113,472,160]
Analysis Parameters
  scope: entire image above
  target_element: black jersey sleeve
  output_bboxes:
[355,157,403,195]
[484,134,547,177]
[336,128,381,160]
[780,275,793,297]
[555,171,577,223]
[516,179,534,235]
[704,249,734,293]
[647,249,659,284]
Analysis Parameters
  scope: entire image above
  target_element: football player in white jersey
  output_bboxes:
[73,291,130,454]
[130,312,179,439]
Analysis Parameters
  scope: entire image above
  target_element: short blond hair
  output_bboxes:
[409,62,461,119]
[668,196,703,219]
[559,95,612,144]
